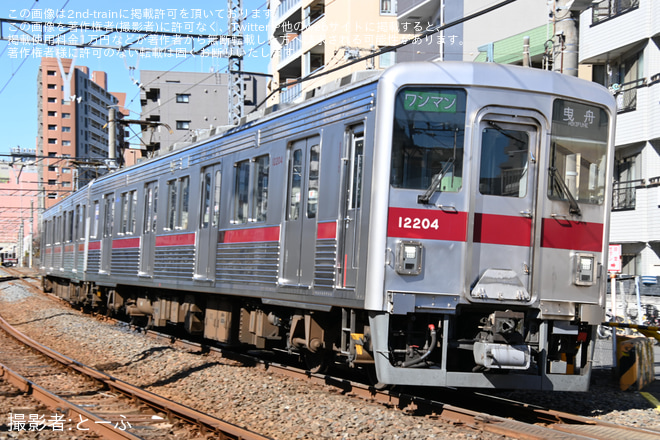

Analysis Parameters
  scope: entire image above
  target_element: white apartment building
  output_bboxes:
[580,0,660,279]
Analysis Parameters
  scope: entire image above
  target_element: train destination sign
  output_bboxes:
[552,99,608,141]
[403,91,458,113]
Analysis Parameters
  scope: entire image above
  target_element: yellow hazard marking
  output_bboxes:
[355,345,363,356]
[641,392,660,412]
[350,333,364,341]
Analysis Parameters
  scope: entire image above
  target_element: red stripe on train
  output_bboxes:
[317,221,337,240]
[387,207,468,241]
[88,241,101,250]
[220,226,280,243]
[474,213,532,247]
[113,237,141,249]
[155,233,196,247]
[541,218,603,252]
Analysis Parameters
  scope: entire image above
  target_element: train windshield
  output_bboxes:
[549,99,609,206]
[390,88,466,192]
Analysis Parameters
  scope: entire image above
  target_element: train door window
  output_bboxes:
[479,127,529,197]
[253,155,269,222]
[287,149,303,220]
[120,192,129,234]
[120,190,138,234]
[178,176,190,229]
[103,194,114,238]
[166,180,178,230]
[67,210,74,243]
[74,205,80,241]
[349,131,364,210]
[143,182,158,233]
[213,170,222,227]
[201,169,223,228]
[307,145,320,218]
[201,172,212,228]
[79,205,86,239]
[234,160,250,224]
[92,201,100,238]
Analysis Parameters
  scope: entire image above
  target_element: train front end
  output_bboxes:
[365,62,615,390]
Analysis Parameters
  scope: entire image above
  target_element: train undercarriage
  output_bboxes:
[42,275,593,387]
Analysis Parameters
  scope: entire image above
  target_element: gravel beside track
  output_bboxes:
[2,274,660,439]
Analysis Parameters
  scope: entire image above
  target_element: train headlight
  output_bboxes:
[574,253,595,286]
[395,240,423,275]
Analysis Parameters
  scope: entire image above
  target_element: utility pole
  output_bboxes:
[227,0,245,125]
[552,0,579,76]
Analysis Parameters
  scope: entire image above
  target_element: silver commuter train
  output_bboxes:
[41,61,616,391]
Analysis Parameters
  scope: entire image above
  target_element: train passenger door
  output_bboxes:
[99,193,114,275]
[281,136,320,288]
[339,126,364,288]
[470,113,540,302]
[139,181,158,277]
[194,163,222,281]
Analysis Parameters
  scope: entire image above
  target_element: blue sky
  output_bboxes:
[0,0,271,155]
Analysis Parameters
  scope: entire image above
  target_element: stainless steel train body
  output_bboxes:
[41,62,616,391]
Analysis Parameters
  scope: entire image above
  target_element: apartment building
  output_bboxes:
[37,57,126,209]
[139,70,267,154]
[268,0,405,104]
[580,0,660,279]
[0,148,40,266]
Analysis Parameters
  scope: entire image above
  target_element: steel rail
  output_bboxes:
[0,314,272,440]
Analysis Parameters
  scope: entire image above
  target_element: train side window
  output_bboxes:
[287,149,303,220]
[120,190,138,234]
[253,155,269,222]
[307,146,320,218]
[234,160,250,224]
[67,210,74,243]
[103,194,114,238]
[213,170,222,227]
[479,127,529,197]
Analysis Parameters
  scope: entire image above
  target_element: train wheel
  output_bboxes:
[303,349,333,374]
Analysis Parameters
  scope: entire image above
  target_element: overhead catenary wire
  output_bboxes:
[253,0,519,112]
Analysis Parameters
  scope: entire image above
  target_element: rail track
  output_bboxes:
[3,268,660,439]
[0,274,271,439]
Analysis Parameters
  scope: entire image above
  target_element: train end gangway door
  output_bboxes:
[470,110,541,303]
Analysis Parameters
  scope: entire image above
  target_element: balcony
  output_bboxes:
[611,179,642,211]
[592,0,639,25]
[278,35,302,69]
[614,78,645,113]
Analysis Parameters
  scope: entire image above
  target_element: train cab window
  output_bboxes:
[307,146,319,218]
[234,160,250,224]
[479,127,529,197]
[253,155,270,222]
[549,99,609,205]
[391,88,466,192]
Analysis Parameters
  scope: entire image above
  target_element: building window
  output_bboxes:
[379,50,396,69]
[47,84,56,89]
[48,166,57,172]
[62,113,71,119]
[176,120,191,130]
[48,124,57,130]
[47,97,56,103]
[380,0,396,14]
[62,168,71,174]
[592,0,639,25]
[48,179,58,185]
[47,70,56,76]
[62,181,71,188]
[48,152,57,157]
[48,138,57,144]
[62,126,71,132]
[62,140,71,146]
[176,93,190,103]
[48,111,57,117]
[48,193,57,199]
